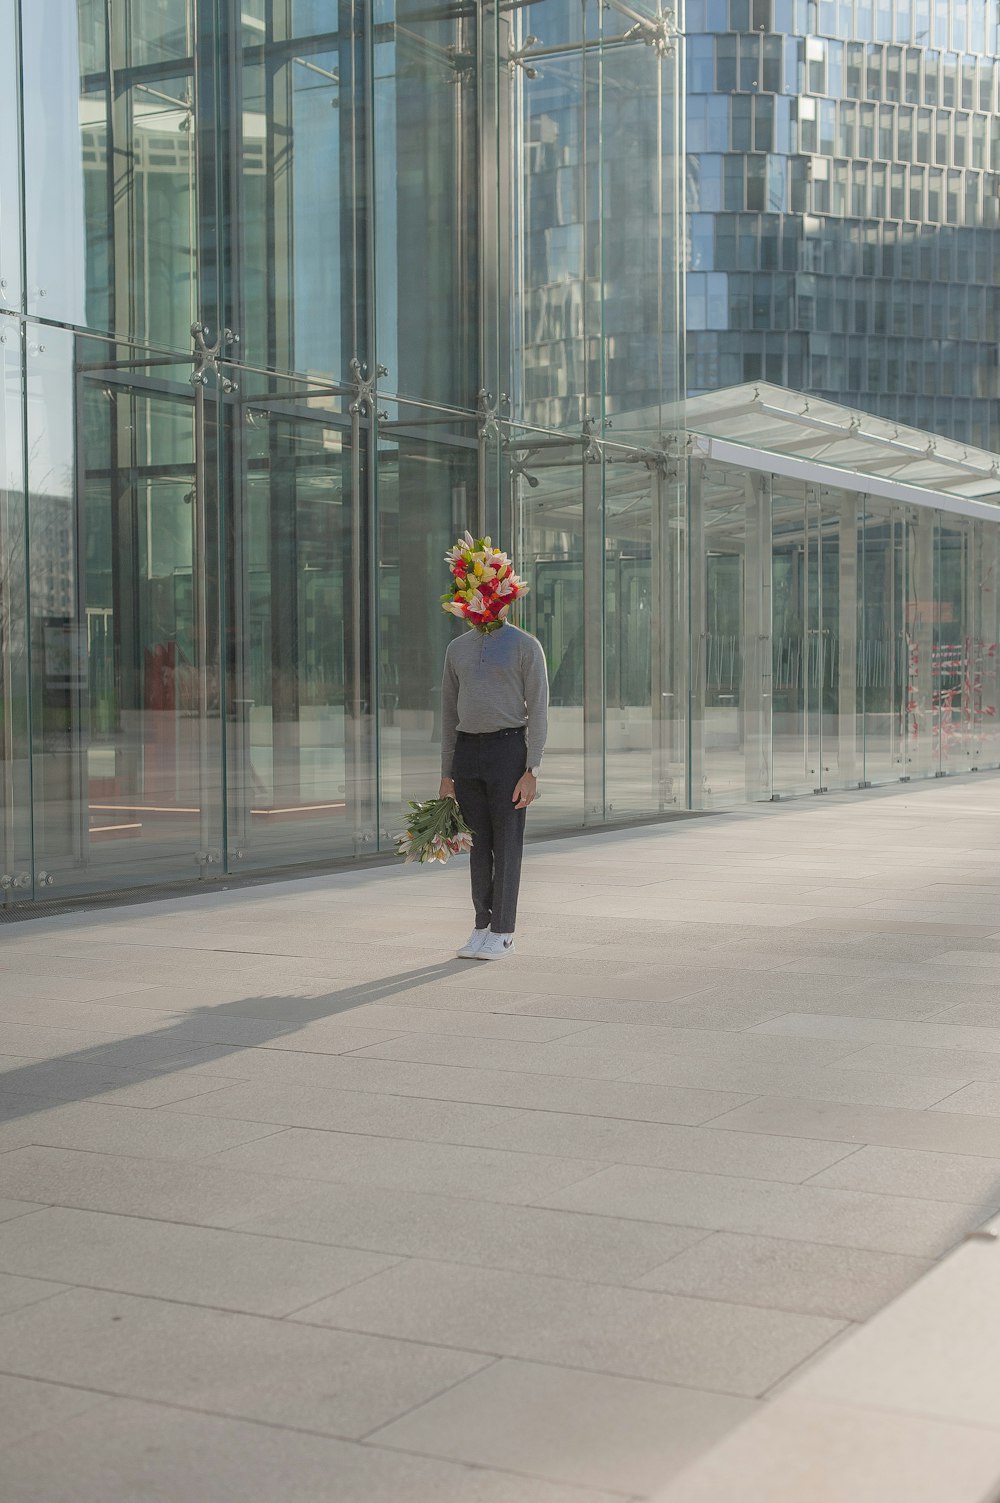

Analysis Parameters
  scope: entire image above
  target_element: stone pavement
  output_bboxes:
[1,777,1000,1501]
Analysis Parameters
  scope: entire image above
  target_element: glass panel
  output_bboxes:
[858,498,910,785]
[904,508,936,779]
[374,2,480,409]
[0,325,32,900]
[0,0,22,311]
[934,517,974,773]
[770,476,813,796]
[972,520,1000,769]
[237,13,358,381]
[600,36,683,442]
[376,417,479,844]
[514,440,589,827]
[513,31,597,433]
[817,486,857,791]
[228,403,373,873]
[25,328,224,896]
[603,454,686,817]
[21,1,200,349]
[693,462,772,807]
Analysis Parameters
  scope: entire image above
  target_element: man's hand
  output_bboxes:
[439,777,457,801]
[512,771,537,810]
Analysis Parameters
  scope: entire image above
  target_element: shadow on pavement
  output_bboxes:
[0,958,478,1124]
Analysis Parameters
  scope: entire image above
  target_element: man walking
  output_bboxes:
[438,533,548,960]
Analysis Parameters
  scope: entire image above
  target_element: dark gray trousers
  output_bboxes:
[452,728,527,934]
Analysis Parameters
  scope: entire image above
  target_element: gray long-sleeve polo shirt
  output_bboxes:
[440,624,549,778]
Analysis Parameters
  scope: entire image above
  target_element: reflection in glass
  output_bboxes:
[0,332,31,899]
[514,442,591,826]
[5,0,999,911]
[230,408,366,869]
[377,425,478,833]
[374,4,480,409]
[23,331,223,895]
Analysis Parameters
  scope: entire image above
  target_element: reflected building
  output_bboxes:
[0,0,999,909]
[686,0,1000,447]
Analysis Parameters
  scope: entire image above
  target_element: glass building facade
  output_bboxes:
[1,1,999,909]
[0,0,684,905]
[686,0,1000,448]
[686,387,1000,806]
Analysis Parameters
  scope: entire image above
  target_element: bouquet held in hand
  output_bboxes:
[396,797,474,865]
[441,531,528,627]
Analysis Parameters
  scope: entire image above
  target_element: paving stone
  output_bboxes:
[334,1002,595,1041]
[0,1272,69,1317]
[0,1200,45,1224]
[437,968,726,1003]
[0,997,182,1032]
[808,1144,1000,1206]
[0,1056,242,1109]
[204,1125,606,1203]
[0,1399,627,1503]
[178,1081,854,1181]
[635,1232,930,1320]
[369,1357,757,1495]
[180,1047,769,1126]
[754,1012,1000,1053]
[538,1164,983,1256]
[831,1042,1000,1082]
[0,973,159,1004]
[291,1258,845,1397]
[932,1081,1000,1117]
[475,988,775,1027]
[0,1206,399,1316]
[0,1374,110,1451]
[0,1101,282,1161]
[0,1145,325,1228]
[235,1180,708,1282]
[353,1029,860,1076]
[0,1287,490,1439]
[708,1094,1000,1156]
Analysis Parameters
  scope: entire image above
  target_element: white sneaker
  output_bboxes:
[457,927,490,958]
[477,932,515,960]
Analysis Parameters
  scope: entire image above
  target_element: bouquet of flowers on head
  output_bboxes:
[395,797,474,865]
[441,532,528,628]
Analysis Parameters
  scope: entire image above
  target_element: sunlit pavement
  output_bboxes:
[1,776,1000,1502]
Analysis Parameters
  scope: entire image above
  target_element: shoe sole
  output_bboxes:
[456,948,484,958]
[476,949,514,960]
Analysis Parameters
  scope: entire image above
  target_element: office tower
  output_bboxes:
[686,0,1000,446]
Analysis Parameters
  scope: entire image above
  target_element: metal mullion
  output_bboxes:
[357,0,378,852]
[239,30,343,65]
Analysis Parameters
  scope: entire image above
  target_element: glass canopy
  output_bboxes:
[685,383,1000,505]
